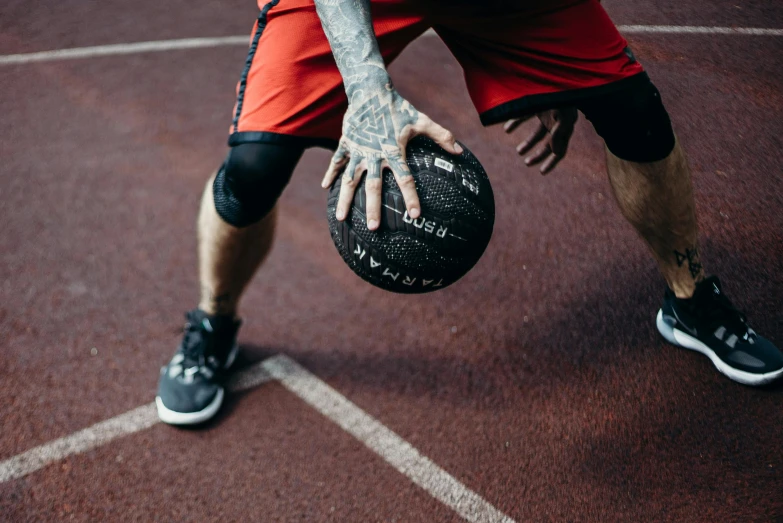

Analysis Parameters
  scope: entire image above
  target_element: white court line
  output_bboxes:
[0,359,273,483]
[264,355,515,523]
[0,355,515,523]
[0,25,781,65]
[0,36,248,65]
[618,25,783,35]
[0,403,160,484]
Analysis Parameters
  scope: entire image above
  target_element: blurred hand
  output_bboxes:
[504,108,578,174]
[321,85,462,231]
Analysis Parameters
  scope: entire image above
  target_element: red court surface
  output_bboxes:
[1,1,782,521]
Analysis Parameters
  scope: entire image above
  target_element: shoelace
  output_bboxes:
[179,314,214,370]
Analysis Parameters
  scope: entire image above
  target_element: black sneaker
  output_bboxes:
[656,276,783,386]
[156,309,241,425]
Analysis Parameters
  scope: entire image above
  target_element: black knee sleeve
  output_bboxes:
[213,142,304,227]
[578,76,676,163]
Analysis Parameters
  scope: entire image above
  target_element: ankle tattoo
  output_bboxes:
[201,286,235,316]
[674,247,703,280]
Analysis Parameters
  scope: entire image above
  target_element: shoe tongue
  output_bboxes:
[695,276,722,301]
[187,309,237,333]
[187,308,209,324]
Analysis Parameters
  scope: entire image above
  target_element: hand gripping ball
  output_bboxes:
[327,136,495,293]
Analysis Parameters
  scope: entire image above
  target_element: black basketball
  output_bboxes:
[327,136,495,293]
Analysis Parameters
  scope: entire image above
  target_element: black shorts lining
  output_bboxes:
[479,72,650,126]
[231,0,281,134]
[229,131,339,151]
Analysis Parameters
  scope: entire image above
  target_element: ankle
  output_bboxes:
[669,280,696,300]
[199,286,238,317]
[196,302,237,319]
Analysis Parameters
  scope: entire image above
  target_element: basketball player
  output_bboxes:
[155,0,783,425]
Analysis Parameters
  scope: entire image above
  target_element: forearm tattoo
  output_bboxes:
[314,0,418,180]
[313,0,389,99]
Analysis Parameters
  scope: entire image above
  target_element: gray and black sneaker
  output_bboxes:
[156,309,241,425]
[657,276,783,386]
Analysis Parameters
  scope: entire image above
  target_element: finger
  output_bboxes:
[414,115,463,155]
[525,143,551,167]
[516,122,548,155]
[322,142,350,188]
[550,120,575,158]
[561,106,579,125]
[335,157,363,221]
[364,159,382,230]
[503,114,534,133]
[504,119,521,133]
[386,150,421,219]
[540,152,563,175]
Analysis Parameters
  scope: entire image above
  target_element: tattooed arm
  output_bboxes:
[316,0,462,230]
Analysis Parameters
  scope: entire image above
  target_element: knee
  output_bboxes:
[579,76,676,163]
[213,142,304,227]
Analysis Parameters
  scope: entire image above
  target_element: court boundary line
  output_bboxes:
[0,358,273,483]
[0,354,515,523]
[0,25,781,65]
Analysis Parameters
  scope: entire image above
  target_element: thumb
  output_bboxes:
[416,115,463,156]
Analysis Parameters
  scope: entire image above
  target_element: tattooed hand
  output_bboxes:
[321,85,461,229]
[315,0,462,230]
[504,108,578,174]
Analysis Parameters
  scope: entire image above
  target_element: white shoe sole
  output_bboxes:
[156,388,224,425]
[156,343,239,425]
[656,309,783,386]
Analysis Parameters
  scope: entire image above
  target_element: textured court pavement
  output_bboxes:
[1,1,782,521]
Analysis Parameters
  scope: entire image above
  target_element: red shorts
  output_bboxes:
[230,0,645,149]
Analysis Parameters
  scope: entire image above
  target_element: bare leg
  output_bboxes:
[197,174,277,316]
[605,137,704,298]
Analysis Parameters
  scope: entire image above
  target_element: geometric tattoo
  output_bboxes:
[202,285,234,315]
[345,95,397,150]
[674,247,703,280]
